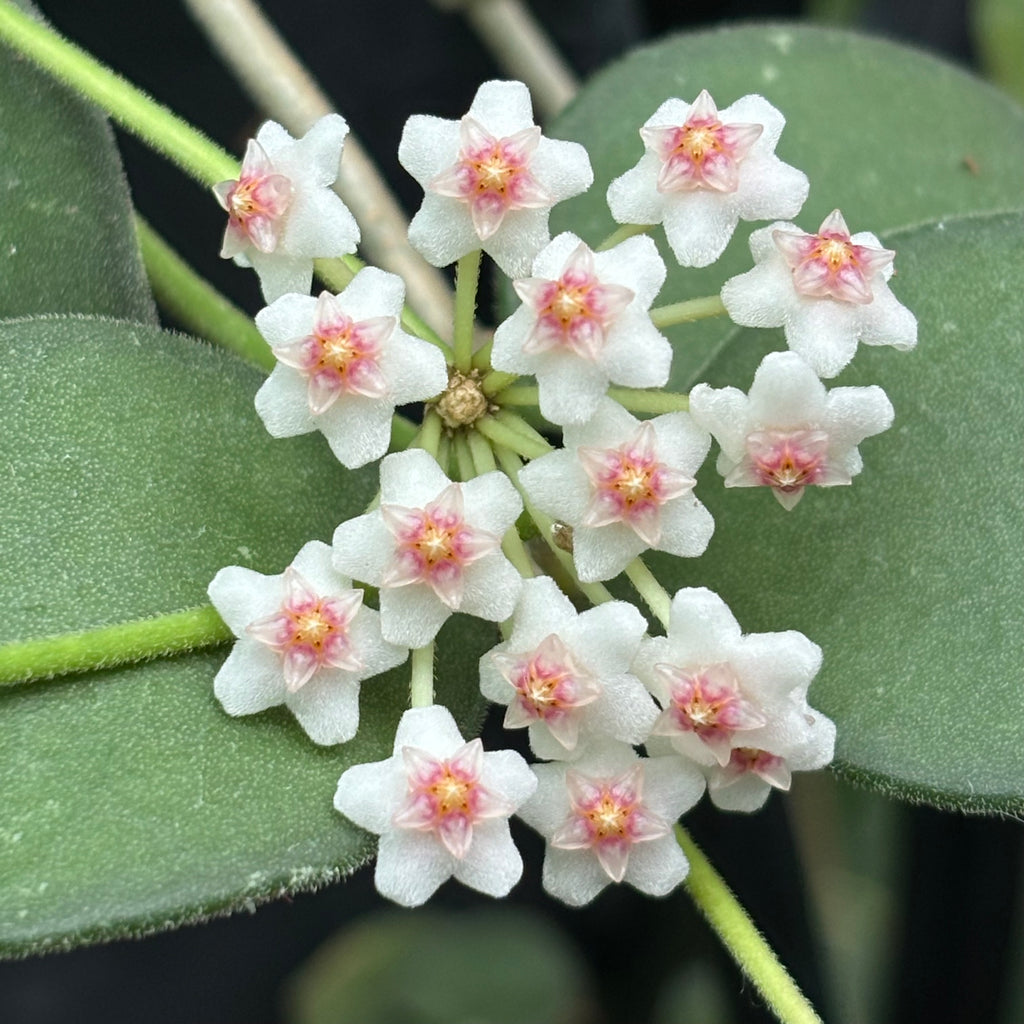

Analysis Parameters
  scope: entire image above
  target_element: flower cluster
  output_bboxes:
[208,78,916,909]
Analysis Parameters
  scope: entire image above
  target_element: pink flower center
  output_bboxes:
[641,89,763,194]
[246,568,363,691]
[723,747,792,791]
[773,209,895,304]
[381,485,499,609]
[552,765,669,882]
[578,422,693,546]
[430,118,551,240]
[652,663,765,765]
[274,293,392,414]
[214,140,293,257]
[515,243,634,360]
[747,429,828,492]
[492,634,601,750]
[392,740,512,859]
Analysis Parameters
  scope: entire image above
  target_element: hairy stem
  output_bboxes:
[0,607,231,687]
[606,386,690,415]
[623,557,671,628]
[409,643,436,708]
[453,249,483,372]
[677,826,824,1024]
[137,217,274,371]
[649,294,728,328]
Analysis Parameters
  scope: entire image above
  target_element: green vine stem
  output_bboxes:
[0,0,451,356]
[136,216,274,371]
[0,606,231,687]
[0,0,236,185]
[409,642,436,708]
[676,826,825,1024]
[649,294,728,329]
[453,249,483,372]
[411,409,444,458]
[596,222,652,250]
[453,432,476,482]
[492,445,613,608]
[491,408,554,454]
[623,556,671,628]
[475,414,553,460]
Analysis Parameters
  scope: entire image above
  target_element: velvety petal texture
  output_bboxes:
[607,92,808,267]
[492,232,671,424]
[632,587,834,810]
[208,541,407,745]
[479,576,658,759]
[519,398,713,580]
[334,706,536,906]
[517,741,704,905]
[254,268,448,468]
[214,115,360,301]
[332,449,524,647]
[721,217,918,377]
[689,351,894,510]
[399,81,593,277]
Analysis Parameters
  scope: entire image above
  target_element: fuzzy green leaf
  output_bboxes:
[0,318,487,955]
[649,212,1024,813]
[0,1,155,321]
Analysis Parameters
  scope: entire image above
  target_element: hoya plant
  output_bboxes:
[1,0,1021,1020]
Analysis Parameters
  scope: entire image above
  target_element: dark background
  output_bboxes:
[3,2,1020,1022]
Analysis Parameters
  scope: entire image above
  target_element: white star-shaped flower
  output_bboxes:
[721,210,918,377]
[213,114,360,301]
[480,575,658,759]
[399,80,593,276]
[632,587,834,812]
[207,541,407,745]
[517,740,704,906]
[606,89,808,267]
[334,705,536,906]
[332,449,524,647]
[253,268,448,468]
[689,350,894,510]
[519,398,713,581]
[491,232,671,425]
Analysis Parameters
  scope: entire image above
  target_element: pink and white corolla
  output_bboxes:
[517,740,704,905]
[335,705,536,906]
[689,351,894,510]
[721,210,918,378]
[213,115,360,301]
[519,398,713,581]
[632,588,833,813]
[332,449,523,648]
[479,576,658,759]
[253,268,448,469]
[606,89,808,268]
[491,232,672,425]
[207,541,407,745]
[398,80,593,277]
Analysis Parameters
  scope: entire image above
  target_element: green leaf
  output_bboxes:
[973,0,1024,107]
[0,318,488,955]
[0,1,156,322]
[649,211,1024,813]
[284,907,590,1024]
[546,23,1024,389]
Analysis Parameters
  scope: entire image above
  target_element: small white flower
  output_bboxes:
[253,268,448,468]
[334,705,536,906]
[632,587,835,812]
[332,449,523,647]
[689,351,894,510]
[491,232,671,425]
[399,80,593,277]
[480,575,658,759]
[213,114,360,301]
[517,740,704,906]
[607,89,808,267]
[208,540,407,745]
[721,210,918,378]
[519,397,713,581]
